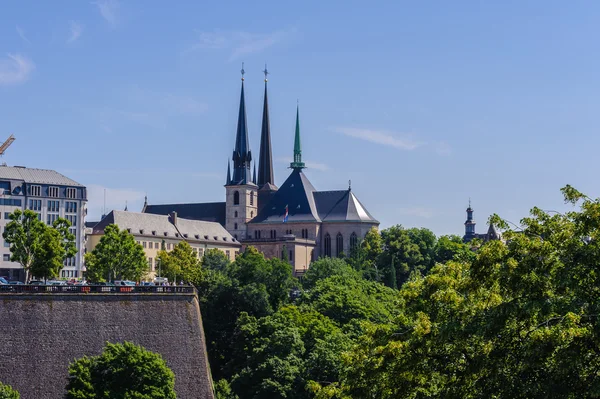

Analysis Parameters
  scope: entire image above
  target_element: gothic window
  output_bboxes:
[235,211,238,218]
[251,211,254,218]
[250,191,254,206]
[234,223,238,230]
[233,191,240,205]
[350,232,358,253]
[324,233,331,257]
[336,233,344,257]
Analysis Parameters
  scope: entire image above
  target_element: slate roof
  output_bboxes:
[143,202,226,226]
[0,166,84,186]
[250,169,378,224]
[92,210,237,245]
[250,169,320,223]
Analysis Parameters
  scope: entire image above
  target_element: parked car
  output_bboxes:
[0,277,8,285]
[47,280,67,286]
[29,280,44,285]
[114,280,136,286]
[8,281,24,285]
[74,281,88,286]
[154,277,169,285]
[142,281,155,286]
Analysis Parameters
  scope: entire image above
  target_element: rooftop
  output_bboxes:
[0,165,84,187]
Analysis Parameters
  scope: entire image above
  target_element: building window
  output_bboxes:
[47,214,59,225]
[66,188,77,199]
[254,230,262,239]
[234,211,238,218]
[167,243,171,250]
[336,233,344,257]
[148,257,153,270]
[0,199,21,206]
[3,254,9,261]
[4,212,10,219]
[49,186,59,198]
[47,200,60,212]
[154,242,159,249]
[66,215,77,226]
[289,250,293,260]
[350,232,358,253]
[65,201,77,213]
[31,185,41,196]
[270,230,277,239]
[301,228,308,239]
[250,191,254,206]
[233,191,240,205]
[234,234,238,240]
[234,223,238,230]
[143,242,147,248]
[226,250,230,258]
[198,248,204,257]
[324,233,331,257]
[250,211,253,218]
[29,199,42,211]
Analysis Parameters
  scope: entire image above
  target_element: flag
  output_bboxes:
[283,205,289,223]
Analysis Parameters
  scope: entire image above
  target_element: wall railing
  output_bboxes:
[0,285,195,294]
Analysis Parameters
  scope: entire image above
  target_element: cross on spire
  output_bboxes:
[263,64,269,82]
[241,62,245,81]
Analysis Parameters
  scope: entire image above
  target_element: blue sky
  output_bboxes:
[1,1,599,236]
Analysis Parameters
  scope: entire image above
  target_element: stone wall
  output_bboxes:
[0,293,214,399]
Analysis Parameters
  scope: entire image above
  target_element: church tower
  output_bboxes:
[225,65,257,241]
[257,66,278,214]
[463,200,476,242]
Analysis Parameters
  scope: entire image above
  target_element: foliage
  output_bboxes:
[0,382,19,399]
[202,248,231,272]
[214,379,239,399]
[2,209,76,282]
[84,224,147,282]
[324,186,600,398]
[65,341,176,399]
[434,234,475,264]
[157,241,202,284]
[29,218,77,281]
[301,257,359,290]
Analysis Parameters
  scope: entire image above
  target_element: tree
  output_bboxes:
[379,225,428,288]
[2,209,46,282]
[84,224,147,282]
[0,382,19,399]
[202,248,231,272]
[66,341,176,399]
[327,186,600,398]
[157,241,202,284]
[302,257,359,290]
[30,218,77,282]
[434,234,475,264]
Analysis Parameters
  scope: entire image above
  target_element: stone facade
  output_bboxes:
[225,184,257,241]
[0,293,214,399]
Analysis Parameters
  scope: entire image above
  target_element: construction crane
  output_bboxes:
[0,135,15,157]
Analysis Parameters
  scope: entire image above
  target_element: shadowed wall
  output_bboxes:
[0,293,214,399]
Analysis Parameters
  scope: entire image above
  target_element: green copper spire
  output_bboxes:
[290,104,305,170]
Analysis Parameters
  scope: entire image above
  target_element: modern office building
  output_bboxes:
[0,165,87,281]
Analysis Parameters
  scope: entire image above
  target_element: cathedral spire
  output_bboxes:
[226,160,231,185]
[253,162,257,184]
[290,104,305,170]
[230,63,252,185]
[258,64,275,187]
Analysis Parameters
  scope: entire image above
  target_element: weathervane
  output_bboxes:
[349,180,352,191]
[241,62,245,81]
[263,64,269,82]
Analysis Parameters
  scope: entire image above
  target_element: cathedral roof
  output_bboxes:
[143,202,226,226]
[250,168,320,223]
[250,169,378,225]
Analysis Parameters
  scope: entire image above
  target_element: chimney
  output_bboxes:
[170,211,178,226]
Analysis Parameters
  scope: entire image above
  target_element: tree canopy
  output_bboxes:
[2,209,76,282]
[0,382,19,399]
[157,241,202,284]
[84,224,147,282]
[65,342,176,399]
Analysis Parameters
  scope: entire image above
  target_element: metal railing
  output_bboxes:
[0,285,195,294]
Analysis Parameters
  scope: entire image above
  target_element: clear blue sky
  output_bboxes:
[1,0,599,236]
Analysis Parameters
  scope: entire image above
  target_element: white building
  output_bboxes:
[0,166,87,281]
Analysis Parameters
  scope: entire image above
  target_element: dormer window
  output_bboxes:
[127,228,132,233]
[213,236,218,240]
[204,235,209,240]
[31,185,41,197]
[175,233,179,238]
[66,188,77,199]
[164,232,168,236]
[223,237,227,241]
[139,229,144,235]
[183,233,188,238]
[152,231,156,236]
[49,186,59,198]
[195,234,200,239]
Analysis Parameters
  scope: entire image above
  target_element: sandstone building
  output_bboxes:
[143,69,379,275]
[87,210,240,277]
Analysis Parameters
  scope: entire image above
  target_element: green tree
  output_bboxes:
[434,234,475,264]
[157,241,202,284]
[0,382,19,399]
[202,248,231,272]
[29,218,77,282]
[379,225,427,288]
[65,342,176,399]
[84,224,147,282]
[302,257,359,290]
[2,209,46,282]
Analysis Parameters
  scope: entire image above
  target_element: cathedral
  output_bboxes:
[142,68,379,275]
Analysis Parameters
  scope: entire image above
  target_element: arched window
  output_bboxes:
[350,232,358,253]
[336,233,344,257]
[250,191,254,206]
[250,211,254,218]
[233,191,240,205]
[234,211,238,218]
[234,223,238,230]
[324,233,331,257]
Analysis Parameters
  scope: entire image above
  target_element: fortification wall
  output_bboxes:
[0,293,214,399]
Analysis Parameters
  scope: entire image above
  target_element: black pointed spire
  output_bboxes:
[253,162,257,184]
[230,63,252,185]
[258,65,274,187]
[226,160,231,185]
